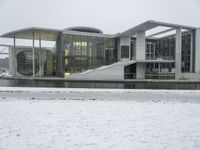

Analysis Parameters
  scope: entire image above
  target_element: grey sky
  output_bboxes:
[0,0,200,34]
[0,0,200,57]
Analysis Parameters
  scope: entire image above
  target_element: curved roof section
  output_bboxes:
[63,26,103,34]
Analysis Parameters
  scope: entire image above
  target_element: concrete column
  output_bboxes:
[39,36,42,77]
[120,37,130,61]
[117,38,120,61]
[32,32,35,78]
[8,48,13,75]
[136,31,145,60]
[175,28,182,80]
[13,37,16,77]
[136,63,145,79]
[135,31,146,79]
[195,28,200,73]
[42,50,45,76]
[56,34,64,77]
[190,30,193,72]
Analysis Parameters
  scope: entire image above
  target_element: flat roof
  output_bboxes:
[118,20,196,37]
[0,27,61,41]
[0,20,197,40]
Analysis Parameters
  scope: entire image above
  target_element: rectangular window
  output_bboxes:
[121,46,129,58]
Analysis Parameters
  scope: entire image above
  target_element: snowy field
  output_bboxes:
[0,87,200,150]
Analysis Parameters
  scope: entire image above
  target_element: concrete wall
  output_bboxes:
[136,31,145,60]
[179,73,200,80]
[8,48,50,77]
[9,48,26,77]
[195,28,200,73]
[67,62,124,80]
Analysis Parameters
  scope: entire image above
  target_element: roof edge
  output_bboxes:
[0,27,61,38]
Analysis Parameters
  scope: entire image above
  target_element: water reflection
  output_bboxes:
[0,79,124,89]
[0,78,200,89]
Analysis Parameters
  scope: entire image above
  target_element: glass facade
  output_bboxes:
[62,34,117,75]
[146,41,156,60]
[17,50,39,75]
[155,32,192,72]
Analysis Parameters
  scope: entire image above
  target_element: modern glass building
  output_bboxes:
[1,20,200,80]
[60,34,116,76]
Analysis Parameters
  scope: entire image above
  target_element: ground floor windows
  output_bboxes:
[124,64,136,79]
[145,62,175,79]
[124,63,175,80]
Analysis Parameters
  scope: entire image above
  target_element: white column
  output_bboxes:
[32,32,35,78]
[135,31,146,79]
[39,36,42,77]
[136,31,145,60]
[195,28,200,73]
[190,30,193,72]
[13,36,16,77]
[175,28,182,80]
[136,63,145,79]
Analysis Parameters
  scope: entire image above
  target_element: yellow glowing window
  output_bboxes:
[82,42,87,47]
[65,49,69,57]
[73,42,87,47]
[64,72,70,77]
[65,59,69,65]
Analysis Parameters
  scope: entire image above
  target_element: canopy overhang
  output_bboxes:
[0,27,61,41]
[117,20,196,37]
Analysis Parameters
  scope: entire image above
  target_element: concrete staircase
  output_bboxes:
[67,60,137,80]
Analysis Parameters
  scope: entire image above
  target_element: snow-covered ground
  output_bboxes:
[0,87,200,150]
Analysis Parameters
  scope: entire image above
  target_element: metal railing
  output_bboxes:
[145,72,175,79]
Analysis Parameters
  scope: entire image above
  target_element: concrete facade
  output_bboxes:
[67,62,124,80]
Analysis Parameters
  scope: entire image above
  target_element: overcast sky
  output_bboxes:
[0,0,200,57]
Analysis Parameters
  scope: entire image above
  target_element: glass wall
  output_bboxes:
[155,31,192,72]
[146,41,156,60]
[63,34,117,76]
